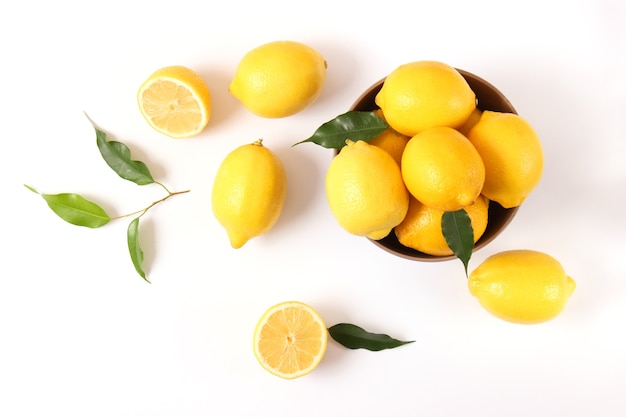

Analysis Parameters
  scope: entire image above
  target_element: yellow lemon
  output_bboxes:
[401,126,485,212]
[468,250,576,324]
[395,195,489,256]
[211,139,287,248]
[253,301,328,379]
[467,111,544,208]
[229,40,327,118]
[137,65,211,138]
[326,140,409,240]
[368,109,410,167]
[374,61,476,137]
[457,107,483,136]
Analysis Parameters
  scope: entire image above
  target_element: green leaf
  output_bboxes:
[293,111,388,149]
[328,323,414,351]
[94,126,155,185]
[127,217,149,282]
[442,209,474,275]
[36,190,110,228]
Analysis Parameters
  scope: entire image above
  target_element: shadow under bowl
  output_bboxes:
[348,68,519,262]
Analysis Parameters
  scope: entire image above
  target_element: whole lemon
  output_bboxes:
[367,109,410,167]
[229,40,327,118]
[395,195,489,256]
[467,111,544,208]
[457,107,483,137]
[375,61,476,137]
[401,126,485,212]
[468,250,576,324]
[326,140,409,240]
[212,139,287,248]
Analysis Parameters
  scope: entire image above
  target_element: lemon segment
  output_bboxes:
[468,250,576,324]
[253,301,328,379]
[229,40,327,118]
[137,65,211,138]
[211,139,287,248]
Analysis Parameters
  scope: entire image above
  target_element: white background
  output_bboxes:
[1,1,625,416]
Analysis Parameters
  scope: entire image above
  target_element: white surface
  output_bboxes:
[1,1,625,416]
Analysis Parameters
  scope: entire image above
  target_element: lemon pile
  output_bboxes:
[326,60,545,258]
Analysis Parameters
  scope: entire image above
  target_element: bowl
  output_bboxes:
[349,68,519,261]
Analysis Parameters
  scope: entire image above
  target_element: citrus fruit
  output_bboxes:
[401,126,485,212]
[395,195,489,256]
[137,65,211,138]
[253,301,328,379]
[374,60,476,137]
[467,111,544,208]
[468,250,576,324]
[457,107,483,136]
[368,109,410,167]
[211,139,287,248]
[326,140,409,240]
[229,40,327,118]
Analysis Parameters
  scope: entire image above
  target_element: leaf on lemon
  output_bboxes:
[127,217,149,283]
[94,125,155,186]
[293,111,388,149]
[328,323,414,351]
[25,185,110,228]
[442,209,474,275]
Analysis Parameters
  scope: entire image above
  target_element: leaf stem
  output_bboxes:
[111,189,190,221]
[154,181,172,194]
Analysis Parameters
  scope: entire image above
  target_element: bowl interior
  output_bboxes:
[349,69,519,262]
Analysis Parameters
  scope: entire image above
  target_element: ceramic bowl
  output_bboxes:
[349,68,519,261]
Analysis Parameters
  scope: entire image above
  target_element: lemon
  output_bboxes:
[457,107,483,136]
[395,195,489,256]
[211,139,287,248]
[137,65,211,138]
[253,301,328,379]
[468,250,576,324]
[229,40,327,118]
[326,140,409,240]
[375,60,476,137]
[401,126,485,212]
[367,109,410,167]
[467,111,544,208]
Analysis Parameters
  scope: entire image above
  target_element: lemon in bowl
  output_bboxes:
[350,65,526,261]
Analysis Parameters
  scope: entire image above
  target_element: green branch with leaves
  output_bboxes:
[25,117,189,282]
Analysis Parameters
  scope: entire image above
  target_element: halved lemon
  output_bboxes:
[137,65,211,138]
[253,301,328,379]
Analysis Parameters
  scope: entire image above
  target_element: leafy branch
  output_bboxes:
[26,117,189,282]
